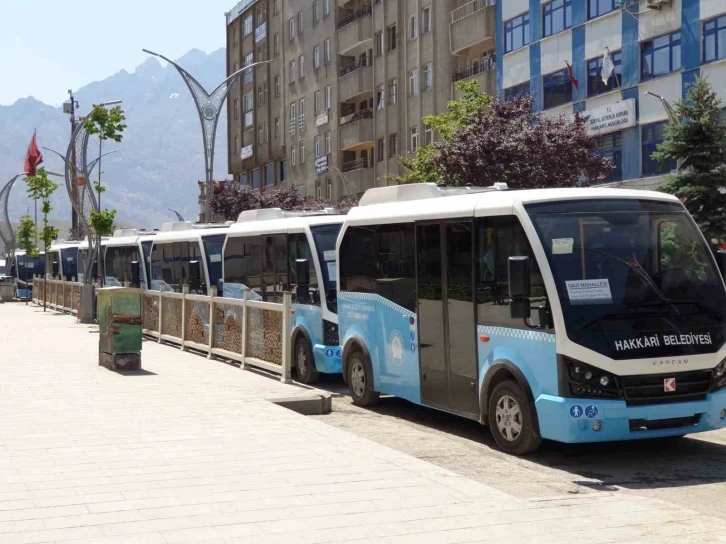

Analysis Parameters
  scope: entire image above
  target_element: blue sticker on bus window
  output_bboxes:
[585,405,599,419]
[410,331,416,342]
[569,405,584,419]
[325,348,334,358]
[410,343,416,353]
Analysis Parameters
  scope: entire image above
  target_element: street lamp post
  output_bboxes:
[63,91,79,237]
[142,49,271,223]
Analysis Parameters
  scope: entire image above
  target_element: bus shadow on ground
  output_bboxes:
[314,374,726,493]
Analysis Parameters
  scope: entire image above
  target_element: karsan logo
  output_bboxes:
[652,358,690,368]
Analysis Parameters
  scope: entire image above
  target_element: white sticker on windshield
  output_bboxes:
[327,261,337,280]
[66,257,73,261]
[209,254,222,263]
[27,262,34,269]
[323,250,336,262]
[552,238,574,255]
[565,279,612,305]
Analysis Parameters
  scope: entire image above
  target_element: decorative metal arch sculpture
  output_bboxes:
[142,49,265,222]
[0,174,22,259]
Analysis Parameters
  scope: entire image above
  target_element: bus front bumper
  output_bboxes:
[535,389,726,443]
[313,344,342,374]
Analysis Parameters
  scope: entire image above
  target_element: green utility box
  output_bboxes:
[97,287,142,371]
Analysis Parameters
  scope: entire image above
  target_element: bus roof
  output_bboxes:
[153,222,230,244]
[345,184,680,225]
[106,229,157,248]
[48,240,82,251]
[227,209,345,237]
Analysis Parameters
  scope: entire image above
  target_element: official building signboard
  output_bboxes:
[255,23,267,43]
[241,145,254,160]
[315,155,329,175]
[582,99,636,136]
[316,111,329,127]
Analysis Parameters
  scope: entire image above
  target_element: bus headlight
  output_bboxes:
[559,357,620,400]
[712,358,726,392]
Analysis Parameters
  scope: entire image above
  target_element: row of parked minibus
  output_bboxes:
[11,182,726,454]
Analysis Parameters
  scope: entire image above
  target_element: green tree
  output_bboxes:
[16,214,38,258]
[25,168,59,254]
[655,76,726,240]
[391,80,491,184]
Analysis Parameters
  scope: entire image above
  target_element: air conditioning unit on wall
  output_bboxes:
[646,0,672,10]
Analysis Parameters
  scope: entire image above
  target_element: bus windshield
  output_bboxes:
[526,199,726,360]
[310,223,342,313]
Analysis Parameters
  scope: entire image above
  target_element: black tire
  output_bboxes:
[487,380,542,455]
[347,350,380,406]
[294,335,319,384]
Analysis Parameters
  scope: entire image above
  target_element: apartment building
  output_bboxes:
[498,0,726,187]
[225,0,496,199]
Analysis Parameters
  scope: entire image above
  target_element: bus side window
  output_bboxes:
[477,217,549,330]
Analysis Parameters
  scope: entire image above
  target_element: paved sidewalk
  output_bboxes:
[0,303,723,544]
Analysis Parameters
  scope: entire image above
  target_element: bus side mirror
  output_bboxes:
[189,260,201,293]
[131,260,141,288]
[216,279,224,297]
[295,259,310,303]
[52,261,59,278]
[508,256,531,319]
[717,251,726,279]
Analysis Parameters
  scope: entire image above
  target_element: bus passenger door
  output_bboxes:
[416,221,478,417]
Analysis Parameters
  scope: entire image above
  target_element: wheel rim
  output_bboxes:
[495,394,522,442]
[350,360,365,398]
[296,344,307,376]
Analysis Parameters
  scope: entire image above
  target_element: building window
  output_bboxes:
[389,78,398,104]
[409,69,419,96]
[587,50,622,97]
[258,124,264,143]
[642,122,677,176]
[325,85,332,109]
[408,14,418,40]
[542,69,573,109]
[251,168,260,189]
[410,126,419,153]
[588,0,617,20]
[376,84,385,110]
[289,103,296,134]
[422,63,432,92]
[243,53,253,84]
[424,126,433,146]
[325,131,331,154]
[243,91,253,112]
[274,117,280,138]
[315,135,321,158]
[375,31,383,56]
[274,34,280,56]
[324,39,331,63]
[504,82,530,101]
[289,17,295,40]
[243,15,253,36]
[264,122,269,142]
[289,60,296,82]
[377,138,385,162]
[299,98,306,131]
[257,83,267,105]
[256,42,267,61]
[641,31,681,81]
[280,159,286,182]
[421,6,432,34]
[292,145,297,166]
[313,45,320,69]
[300,140,306,163]
[256,3,266,23]
[592,131,622,183]
[389,133,397,158]
[233,26,239,46]
[387,24,397,52]
[326,178,333,199]
[313,0,320,22]
[504,13,529,53]
[274,0,279,15]
[316,180,322,199]
[323,0,330,17]
[265,163,275,186]
[274,75,280,96]
[298,55,305,79]
[704,15,726,63]
[298,11,304,34]
[233,99,239,119]
[314,90,321,113]
[543,0,572,37]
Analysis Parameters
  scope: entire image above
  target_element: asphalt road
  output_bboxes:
[311,375,726,519]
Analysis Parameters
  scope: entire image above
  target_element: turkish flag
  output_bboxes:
[564,61,579,91]
[24,131,43,176]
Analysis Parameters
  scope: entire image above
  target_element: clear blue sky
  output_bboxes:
[0,0,235,105]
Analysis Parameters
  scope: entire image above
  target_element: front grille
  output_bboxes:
[620,370,712,406]
[629,414,701,432]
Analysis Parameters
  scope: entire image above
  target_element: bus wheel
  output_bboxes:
[348,350,379,407]
[488,380,542,455]
[294,336,319,385]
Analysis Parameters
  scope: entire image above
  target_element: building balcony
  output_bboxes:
[337,3,372,55]
[338,59,373,101]
[339,109,374,150]
[340,158,375,194]
[452,59,496,96]
[450,0,495,55]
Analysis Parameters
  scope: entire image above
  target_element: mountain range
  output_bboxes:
[0,48,229,232]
